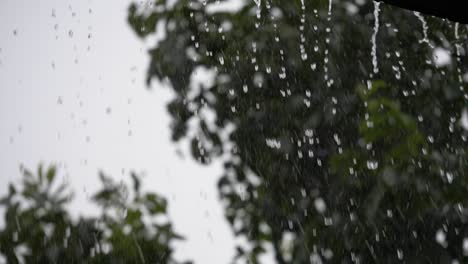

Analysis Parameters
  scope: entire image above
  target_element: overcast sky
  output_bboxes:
[0,0,239,262]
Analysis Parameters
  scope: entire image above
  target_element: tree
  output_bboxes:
[0,164,188,264]
[128,0,467,262]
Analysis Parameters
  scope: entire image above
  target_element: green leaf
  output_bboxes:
[46,166,56,184]
[8,184,16,195]
[144,193,167,214]
[130,172,140,194]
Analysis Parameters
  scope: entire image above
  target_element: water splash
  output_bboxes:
[370,1,381,75]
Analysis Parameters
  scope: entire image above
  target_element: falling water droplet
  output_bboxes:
[397,249,403,260]
[367,160,379,170]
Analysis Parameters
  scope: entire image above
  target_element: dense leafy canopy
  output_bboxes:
[129,0,467,262]
[0,165,187,264]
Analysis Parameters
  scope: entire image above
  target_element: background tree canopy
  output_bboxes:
[128,0,467,263]
[0,165,188,264]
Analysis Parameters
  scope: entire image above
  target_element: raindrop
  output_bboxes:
[446,172,454,183]
[397,249,403,260]
[435,229,446,247]
[278,67,286,79]
[463,238,468,255]
[427,135,434,143]
[366,160,379,170]
[265,138,281,149]
[314,198,326,213]
[387,209,393,217]
[333,133,341,145]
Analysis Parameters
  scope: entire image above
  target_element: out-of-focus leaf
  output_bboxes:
[131,172,140,194]
[46,166,56,184]
[0,165,187,263]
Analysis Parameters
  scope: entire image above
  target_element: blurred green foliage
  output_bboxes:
[128,0,467,262]
[128,0,468,263]
[0,165,188,264]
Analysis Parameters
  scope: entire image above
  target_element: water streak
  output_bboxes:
[454,23,464,94]
[322,0,334,87]
[414,12,433,48]
[371,1,381,75]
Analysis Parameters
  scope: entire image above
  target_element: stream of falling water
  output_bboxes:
[323,0,333,89]
[299,0,308,61]
[413,12,433,47]
[454,23,465,97]
[370,1,381,75]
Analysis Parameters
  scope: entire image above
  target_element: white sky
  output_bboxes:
[0,0,236,262]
